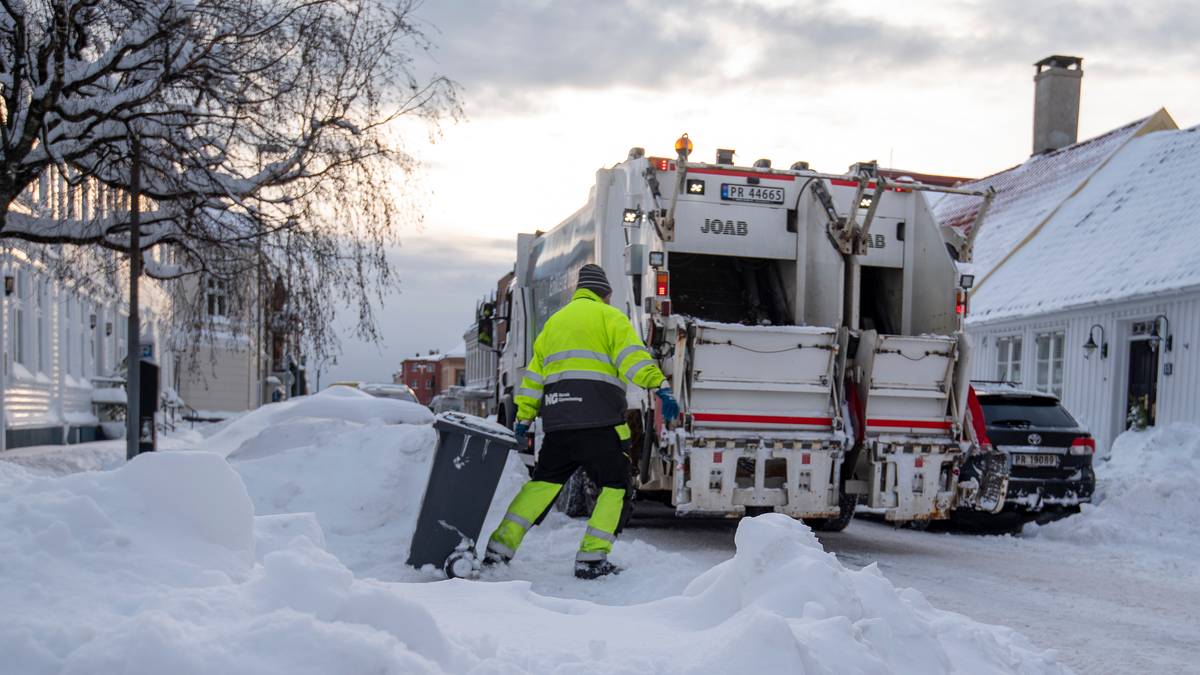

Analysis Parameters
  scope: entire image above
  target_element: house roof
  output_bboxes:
[968,123,1200,323]
[932,112,1174,281]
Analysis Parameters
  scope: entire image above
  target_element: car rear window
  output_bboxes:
[979,396,1078,428]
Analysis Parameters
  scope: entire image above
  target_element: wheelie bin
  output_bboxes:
[407,411,518,578]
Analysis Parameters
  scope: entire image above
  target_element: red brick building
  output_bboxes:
[395,350,466,406]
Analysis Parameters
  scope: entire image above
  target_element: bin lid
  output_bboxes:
[433,411,518,448]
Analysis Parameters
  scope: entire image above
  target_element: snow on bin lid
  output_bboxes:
[434,411,517,447]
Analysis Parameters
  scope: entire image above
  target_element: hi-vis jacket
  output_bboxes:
[516,288,665,432]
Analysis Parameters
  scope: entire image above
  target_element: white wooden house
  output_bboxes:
[933,112,1200,453]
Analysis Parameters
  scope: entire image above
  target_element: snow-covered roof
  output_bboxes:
[969,124,1200,323]
[933,113,1165,279]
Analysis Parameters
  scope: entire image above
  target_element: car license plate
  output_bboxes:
[721,183,784,204]
[1012,453,1059,468]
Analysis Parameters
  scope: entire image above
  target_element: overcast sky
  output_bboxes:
[320,0,1200,386]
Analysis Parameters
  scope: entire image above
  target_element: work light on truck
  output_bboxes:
[623,208,640,224]
[960,273,976,289]
[686,179,705,195]
[648,251,665,268]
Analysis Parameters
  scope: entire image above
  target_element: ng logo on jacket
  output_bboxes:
[546,392,584,405]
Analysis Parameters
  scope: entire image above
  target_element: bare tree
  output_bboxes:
[0,0,460,360]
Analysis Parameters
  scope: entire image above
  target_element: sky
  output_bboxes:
[320,0,1200,386]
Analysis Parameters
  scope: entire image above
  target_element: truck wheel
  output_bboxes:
[806,493,857,532]
[555,468,598,518]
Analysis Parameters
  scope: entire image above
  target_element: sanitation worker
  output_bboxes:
[485,264,680,579]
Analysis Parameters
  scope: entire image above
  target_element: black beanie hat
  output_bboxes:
[577,264,612,297]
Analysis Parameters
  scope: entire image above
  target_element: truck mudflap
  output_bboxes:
[674,436,844,519]
[866,439,959,522]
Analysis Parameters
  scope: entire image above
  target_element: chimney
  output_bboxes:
[1032,55,1083,154]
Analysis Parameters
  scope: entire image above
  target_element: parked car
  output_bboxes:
[358,382,419,404]
[957,382,1096,527]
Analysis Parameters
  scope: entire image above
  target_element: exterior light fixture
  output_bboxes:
[1149,314,1173,352]
[959,274,976,290]
[648,251,665,269]
[3,275,12,296]
[622,208,641,224]
[90,313,97,329]
[1083,324,1108,359]
[105,321,113,336]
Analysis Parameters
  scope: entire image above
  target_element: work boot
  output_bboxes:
[574,559,622,580]
[482,550,510,568]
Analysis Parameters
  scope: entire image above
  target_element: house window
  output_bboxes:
[65,295,74,376]
[1034,331,1065,398]
[206,278,228,317]
[11,270,27,367]
[36,279,47,374]
[995,336,1022,383]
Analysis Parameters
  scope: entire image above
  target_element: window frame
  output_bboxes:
[1034,331,1066,398]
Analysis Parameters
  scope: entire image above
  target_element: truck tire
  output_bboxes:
[805,493,857,533]
[555,468,597,518]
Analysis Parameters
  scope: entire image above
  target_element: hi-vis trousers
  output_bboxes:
[487,426,631,564]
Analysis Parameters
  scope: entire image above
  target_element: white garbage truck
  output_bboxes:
[489,136,1005,527]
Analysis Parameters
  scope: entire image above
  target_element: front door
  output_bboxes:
[1125,338,1159,427]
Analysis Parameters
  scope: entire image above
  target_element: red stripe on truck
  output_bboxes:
[693,413,833,426]
[688,167,796,182]
[866,418,953,431]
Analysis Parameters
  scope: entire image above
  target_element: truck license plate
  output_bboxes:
[721,183,784,204]
[1012,453,1059,468]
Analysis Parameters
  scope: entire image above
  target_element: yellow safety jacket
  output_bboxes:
[515,288,665,432]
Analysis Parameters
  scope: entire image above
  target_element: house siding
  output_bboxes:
[968,289,1200,454]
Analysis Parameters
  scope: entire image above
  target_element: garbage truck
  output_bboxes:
[486,136,1005,527]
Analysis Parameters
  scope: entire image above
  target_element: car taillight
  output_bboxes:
[656,271,670,297]
[1070,437,1096,455]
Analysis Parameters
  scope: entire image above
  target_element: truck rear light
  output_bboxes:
[649,157,675,171]
[656,271,670,297]
[713,451,723,463]
[955,289,966,315]
[1070,437,1096,455]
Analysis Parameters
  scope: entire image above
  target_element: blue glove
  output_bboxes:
[513,420,531,438]
[656,386,679,423]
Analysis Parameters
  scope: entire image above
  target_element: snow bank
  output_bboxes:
[205,386,434,457]
[1035,423,1200,571]
[0,451,465,675]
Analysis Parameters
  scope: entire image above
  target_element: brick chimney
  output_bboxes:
[1032,55,1083,154]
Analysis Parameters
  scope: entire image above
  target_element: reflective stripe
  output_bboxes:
[616,345,650,366]
[575,550,607,563]
[487,540,515,559]
[544,349,613,366]
[585,526,616,543]
[503,512,532,530]
[544,370,624,388]
[624,360,654,382]
[523,371,544,384]
[516,387,542,399]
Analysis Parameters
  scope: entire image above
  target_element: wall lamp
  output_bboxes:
[90,313,98,330]
[3,275,12,296]
[1149,314,1173,353]
[1083,324,1108,359]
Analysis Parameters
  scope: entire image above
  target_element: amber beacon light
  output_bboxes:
[674,133,693,159]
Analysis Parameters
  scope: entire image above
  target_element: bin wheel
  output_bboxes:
[444,550,478,579]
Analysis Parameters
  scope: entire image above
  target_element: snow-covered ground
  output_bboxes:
[1,389,1193,674]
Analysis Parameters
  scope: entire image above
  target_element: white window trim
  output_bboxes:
[1034,330,1066,398]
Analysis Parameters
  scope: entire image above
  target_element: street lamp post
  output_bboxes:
[126,134,142,461]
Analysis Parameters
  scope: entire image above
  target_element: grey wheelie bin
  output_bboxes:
[407,411,519,578]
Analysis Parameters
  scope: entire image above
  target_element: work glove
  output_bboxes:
[656,386,680,423]
[513,420,531,438]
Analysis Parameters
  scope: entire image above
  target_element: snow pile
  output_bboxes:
[1036,424,1200,568]
[0,451,466,675]
[231,416,526,581]
[205,385,434,457]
